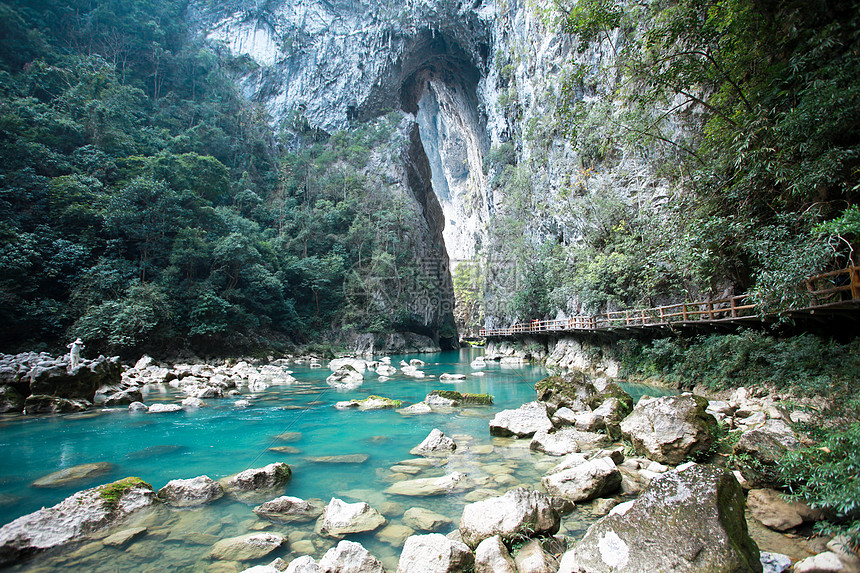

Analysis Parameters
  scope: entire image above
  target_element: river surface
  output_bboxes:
[0,349,672,572]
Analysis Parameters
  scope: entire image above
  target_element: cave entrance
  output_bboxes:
[399,30,490,342]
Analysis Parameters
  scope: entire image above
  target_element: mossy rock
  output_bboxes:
[98,477,153,509]
[534,373,595,405]
[427,390,493,405]
[359,395,402,408]
[590,381,634,414]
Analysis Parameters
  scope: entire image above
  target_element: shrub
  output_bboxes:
[778,423,860,548]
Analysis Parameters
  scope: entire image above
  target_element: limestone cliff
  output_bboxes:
[189,0,679,334]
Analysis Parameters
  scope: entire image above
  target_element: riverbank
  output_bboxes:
[1,349,857,572]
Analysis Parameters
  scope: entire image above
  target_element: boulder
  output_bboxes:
[334,395,401,410]
[397,533,475,573]
[746,488,822,531]
[328,358,368,373]
[319,539,384,573]
[489,401,553,438]
[593,396,631,439]
[760,552,793,573]
[0,477,156,565]
[315,498,386,538]
[459,487,560,549]
[531,428,612,456]
[31,462,114,488]
[209,532,286,561]
[733,420,801,488]
[515,539,559,573]
[410,428,457,456]
[439,373,467,381]
[181,396,205,409]
[425,392,459,407]
[253,496,325,523]
[400,402,433,414]
[542,456,621,502]
[326,365,364,389]
[221,463,292,503]
[28,355,121,401]
[103,389,143,406]
[157,475,223,507]
[23,395,90,414]
[376,364,397,376]
[557,464,762,573]
[793,552,849,573]
[403,507,453,532]
[384,473,473,497]
[147,403,183,413]
[286,555,322,573]
[0,385,24,412]
[426,391,493,406]
[620,394,718,465]
[475,535,517,573]
[128,401,148,412]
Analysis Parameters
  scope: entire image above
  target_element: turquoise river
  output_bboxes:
[0,349,671,572]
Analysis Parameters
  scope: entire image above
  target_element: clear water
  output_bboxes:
[0,349,672,572]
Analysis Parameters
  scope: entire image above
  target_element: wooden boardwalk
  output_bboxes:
[480,267,860,337]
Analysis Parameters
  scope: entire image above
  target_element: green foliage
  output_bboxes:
[617,331,860,396]
[508,0,860,323]
[779,423,860,547]
[0,1,430,354]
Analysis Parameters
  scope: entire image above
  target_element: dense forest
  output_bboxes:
[0,0,430,356]
[1,0,859,356]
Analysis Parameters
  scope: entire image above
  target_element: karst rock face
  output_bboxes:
[189,0,674,330]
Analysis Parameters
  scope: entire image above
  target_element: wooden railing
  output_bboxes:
[480,267,860,337]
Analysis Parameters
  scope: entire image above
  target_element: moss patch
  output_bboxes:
[427,390,493,405]
[98,477,152,509]
[360,395,402,408]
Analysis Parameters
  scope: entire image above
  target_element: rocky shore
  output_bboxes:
[1,353,856,573]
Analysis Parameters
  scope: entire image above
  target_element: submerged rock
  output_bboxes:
[384,473,474,497]
[557,464,761,573]
[156,475,223,508]
[304,454,369,464]
[31,462,114,489]
[459,487,560,549]
[209,532,286,561]
[620,393,718,465]
[403,507,453,532]
[0,477,157,565]
[315,497,386,538]
[253,496,325,523]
